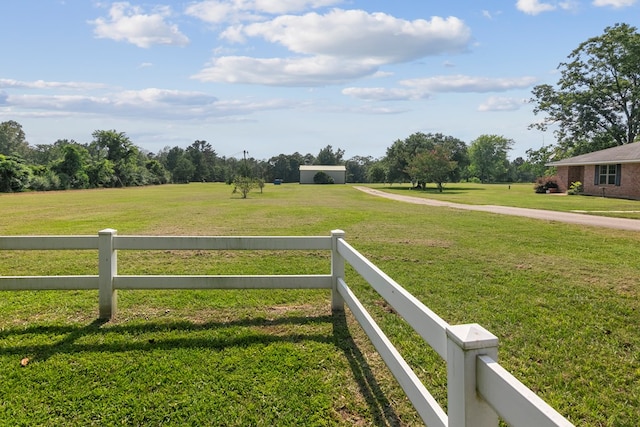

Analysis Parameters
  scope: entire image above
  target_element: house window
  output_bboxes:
[596,164,621,186]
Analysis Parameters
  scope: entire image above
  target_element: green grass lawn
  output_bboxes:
[371,182,640,219]
[0,183,639,426]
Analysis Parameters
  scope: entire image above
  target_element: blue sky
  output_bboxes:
[1,0,639,161]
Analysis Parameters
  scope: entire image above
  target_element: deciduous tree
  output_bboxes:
[468,135,513,183]
[0,120,30,158]
[530,23,640,156]
[384,132,468,183]
[0,154,31,192]
[405,146,457,192]
[314,145,344,165]
[91,130,140,186]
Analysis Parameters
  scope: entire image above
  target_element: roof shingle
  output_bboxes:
[547,142,640,166]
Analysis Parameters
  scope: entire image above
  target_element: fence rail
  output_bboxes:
[0,229,574,427]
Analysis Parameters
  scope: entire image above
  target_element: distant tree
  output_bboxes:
[27,139,73,165]
[0,154,31,192]
[286,153,305,182]
[367,162,387,183]
[186,140,219,182]
[145,159,170,184]
[520,146,557,180]
[405,146,457,192]
[384,132,468,183]
[86,159,115,188]
[303,153,315,165]
[172,157,196,183]
[530,23,640,156]
[53,144,89,189]
[345,156,372,183]
[384,138,410,183]
[91,130,140,186]
[314,145,344,165]
[0,120,30,158]
[468,135,513,183]
[268,154,293,182]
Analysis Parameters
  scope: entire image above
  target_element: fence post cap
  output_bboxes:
[331,229,345,236]
[98,228,118,235]
[447,323,498,350]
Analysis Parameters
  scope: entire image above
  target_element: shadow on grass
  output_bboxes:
[378,185,485,195]
[332,312,404,426]
[0,313,403,426]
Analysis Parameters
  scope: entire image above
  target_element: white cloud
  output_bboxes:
[342,87,423,102]
[342,75,537,101]
[235,10,471,62]
[478,96,528,112]
[592,0,636,7]
[90,2,189,48]
[184,1,249,25]
[184,0,343,24]
[0,78,106,90]
[516,0,557,14]
[251,0,344,14]
[1,83,300,120]
[403,75,537,93]
[196,10,472,86]
[193,55,376,86]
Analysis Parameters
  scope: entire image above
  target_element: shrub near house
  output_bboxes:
[534,175,560,194]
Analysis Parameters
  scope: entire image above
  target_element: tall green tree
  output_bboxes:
[367,162,387,183]
[186,140,219,182]
[530,23,640,156]
[467,135,513,183]
[384,132,468,183]
[172,157,196,183]
[405,146,457,192]
[522,145,557,180]
[91,130,139,186]
[314,145,344,165]
[0,120,30,158]
[0,155,31,192]
[345,156,373,183]
[54,144,89,189]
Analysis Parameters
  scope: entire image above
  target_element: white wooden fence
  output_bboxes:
[0,229,574,427]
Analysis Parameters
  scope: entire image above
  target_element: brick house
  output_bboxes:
[547,142,640,199]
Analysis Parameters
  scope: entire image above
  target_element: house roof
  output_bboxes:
[547,142,640,166]
[299,165,346,171]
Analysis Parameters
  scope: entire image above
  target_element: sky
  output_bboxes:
[1,0,639,161]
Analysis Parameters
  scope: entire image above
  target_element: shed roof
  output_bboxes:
[547,142,640,166]
[299,165,346,171]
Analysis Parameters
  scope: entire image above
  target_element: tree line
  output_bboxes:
[2,23,639,193]
[0,119,549,193]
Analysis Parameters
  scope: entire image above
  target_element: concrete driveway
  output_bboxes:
[354,186,640,232]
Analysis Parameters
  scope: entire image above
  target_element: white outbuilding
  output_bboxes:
[299,165,347,184]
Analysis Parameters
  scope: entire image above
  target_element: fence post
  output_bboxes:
[446,323,499,427]
[330,229,345,313]
[98,228,117,319]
